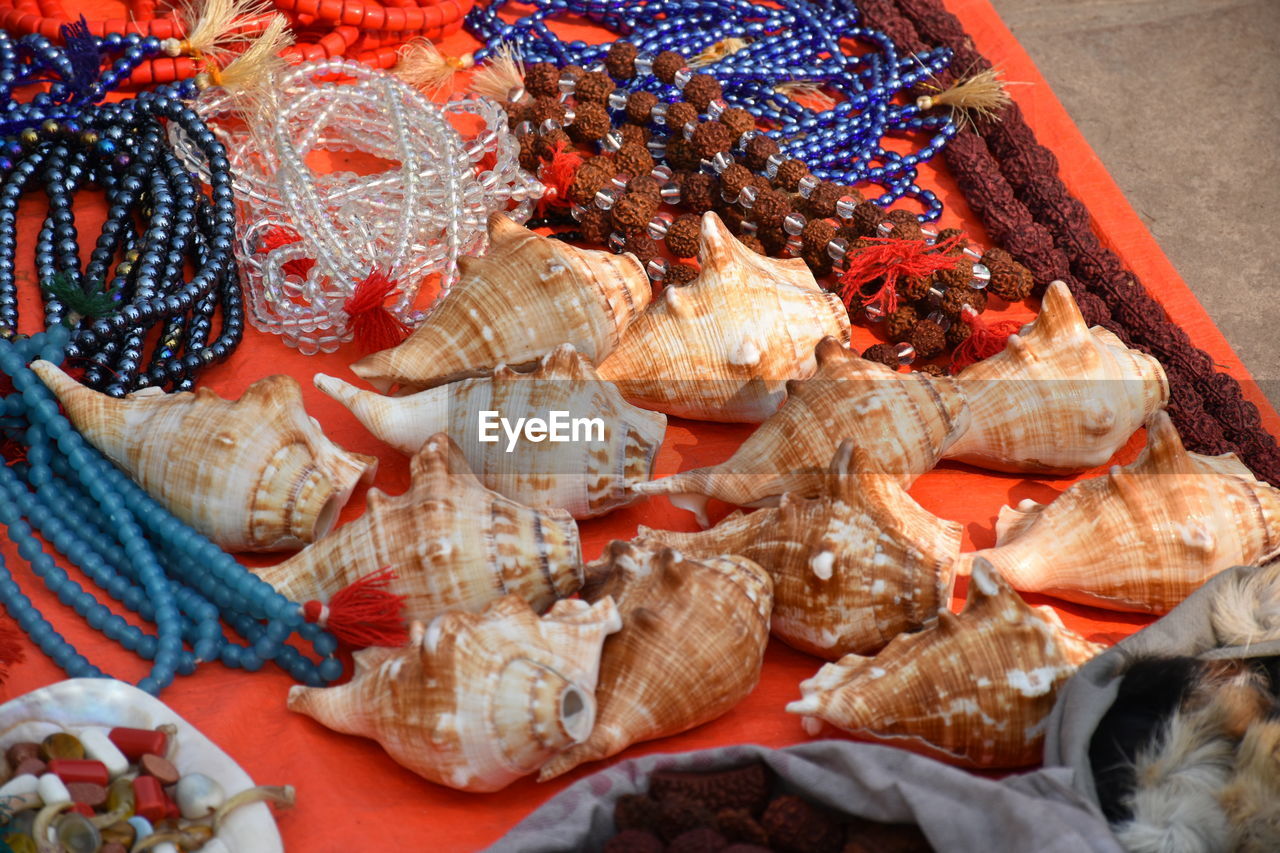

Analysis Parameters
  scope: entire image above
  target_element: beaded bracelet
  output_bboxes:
[170,57,541,354]
[0,326,344,695]
[856,0,1280,484]
[506,42,1033,371]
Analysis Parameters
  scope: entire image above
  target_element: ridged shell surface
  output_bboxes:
[537,541,772,780]
[253,434,584,622]
[350,213,652,393]
[960,411,1280,613]
[317,344,666,518]
[634,337,970,524]
[595,212,851,422]
[944,280,1169,473]
[288,595,622,792]
[30,361,376,552]
[786,560,1102,768]
[639,441,962,659]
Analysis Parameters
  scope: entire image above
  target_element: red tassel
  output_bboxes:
[536,141,585,214]
[344,269,412,353]
[0,612,25,684]
[258,226,316,279]
[302,568,409,648]
[838,233,964,316]
[951,305,1024,371]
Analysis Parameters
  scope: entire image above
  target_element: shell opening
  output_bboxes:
[559,685,593,743]
[311,493,342,541]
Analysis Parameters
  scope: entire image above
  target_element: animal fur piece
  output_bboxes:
[1221,718,1280,853]
[1112,702,1237,853]
[1090,656,1207,822]
[1107,662,1277,853]
[1209,562,1280,648]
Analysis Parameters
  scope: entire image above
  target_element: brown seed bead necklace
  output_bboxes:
[506,42,1034,372]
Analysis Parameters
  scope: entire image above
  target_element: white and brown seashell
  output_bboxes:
[639,441,962,659]
[30,362,376,552]
[634,337,970,524]
[316,344,666,519]
[253,434,584,623]
[537,541,772,780]
[595,212,851,422]
[350,213,652,393]
[786,559,1102,768]
[958,411,1280,613]
[288,594,622,792]
[943,280,1169,473]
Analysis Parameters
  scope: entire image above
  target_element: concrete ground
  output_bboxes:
[990,0,1280,408]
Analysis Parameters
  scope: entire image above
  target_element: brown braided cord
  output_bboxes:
[855,0,1280,483]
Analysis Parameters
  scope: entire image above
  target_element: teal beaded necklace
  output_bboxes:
[0,326,344,694]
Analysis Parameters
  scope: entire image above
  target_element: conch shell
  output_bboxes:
[943,280,1169,473]
[351,213,652,393]
[30,362,376,552]
[254,434,583,622]
[639,441,962,659]
[537,542,773,780]
[288,594,622,792]
[595,212,851,422]
[786,559,1102,768]
[316,344,666,519]
[634,337,970,524]
[958,411,1280,613]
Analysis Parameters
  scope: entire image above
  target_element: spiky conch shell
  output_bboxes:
[786,559,1102,768]
[537,542,773,780]
[29,362,376,552]
[288,594,622,792]
[350,213,652,394]
[253,434,583,623]
[944,280,1169,473]
[638,441,962,659]
[594,212,851,423]
[316,344,666,519]
[633,337,970,524]
[959,411,1280,613]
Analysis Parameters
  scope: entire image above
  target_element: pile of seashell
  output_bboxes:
[33,210,1280,792]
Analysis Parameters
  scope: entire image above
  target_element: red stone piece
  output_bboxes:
[132,775,167,822]
[108,727,167,761]
[48,759,109,786]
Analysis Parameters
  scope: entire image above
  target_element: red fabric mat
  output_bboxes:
[1,1,1276,849]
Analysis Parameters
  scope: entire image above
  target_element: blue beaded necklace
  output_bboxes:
[0,327,343,694]
[0,21,343,694]
[466,0,955,218]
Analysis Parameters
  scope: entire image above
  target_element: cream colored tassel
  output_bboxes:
[395,38,475,95]
[469,42,526,101]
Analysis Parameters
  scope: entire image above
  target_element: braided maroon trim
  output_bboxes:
[859,0,1280,482]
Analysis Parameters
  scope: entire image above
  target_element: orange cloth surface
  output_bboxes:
[2,1,1278,849]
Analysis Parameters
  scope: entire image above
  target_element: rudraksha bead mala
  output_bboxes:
[508,42,1032,371]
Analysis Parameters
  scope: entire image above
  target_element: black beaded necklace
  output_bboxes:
[0,25,243,396]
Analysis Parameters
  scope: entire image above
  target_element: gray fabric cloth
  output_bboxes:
[486,740,1124,853]
[1043,564,1280,807]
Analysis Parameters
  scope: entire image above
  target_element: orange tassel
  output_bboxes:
[344,269,411,353]
[302,568,408,648]
[951,305,1024,371]
[259,225,315,279]
[838,233,963,316]
[537,141,584,214]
